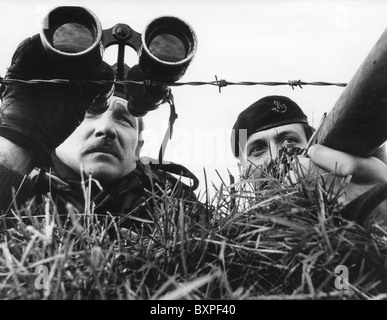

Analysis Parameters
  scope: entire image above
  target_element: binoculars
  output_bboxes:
[39,6,198,116]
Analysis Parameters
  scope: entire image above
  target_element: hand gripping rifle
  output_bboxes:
[311,28,387,226]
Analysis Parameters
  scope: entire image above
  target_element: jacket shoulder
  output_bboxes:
[137,158,199,200]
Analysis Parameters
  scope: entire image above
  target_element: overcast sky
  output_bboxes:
[1,0,387,197]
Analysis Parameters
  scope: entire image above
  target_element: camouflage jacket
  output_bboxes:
[0,154,202,232]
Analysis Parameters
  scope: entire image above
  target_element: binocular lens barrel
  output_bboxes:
[140,16,197,82]
[38,6,198,116]
[40,6,103,66]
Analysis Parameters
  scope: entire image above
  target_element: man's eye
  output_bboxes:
[118,116,129,122]
[117,116,135,127]
[85,112,97,119]
[281,137,297,147]
[248,145,266,157]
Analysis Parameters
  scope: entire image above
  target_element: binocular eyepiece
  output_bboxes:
[126,16,197,116]
[140,16,197,83]
[39,6,198,116]
[40,6,104,69]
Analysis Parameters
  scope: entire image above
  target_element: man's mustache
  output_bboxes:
[82,140,123,160]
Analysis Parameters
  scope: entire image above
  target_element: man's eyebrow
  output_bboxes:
[276,130,300,141]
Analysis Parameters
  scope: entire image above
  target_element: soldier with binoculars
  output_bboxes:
[0,7,200,230]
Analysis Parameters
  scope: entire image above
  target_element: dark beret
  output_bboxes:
[231,95,309,157]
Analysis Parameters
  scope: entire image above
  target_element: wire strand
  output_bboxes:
[0,76,348,90]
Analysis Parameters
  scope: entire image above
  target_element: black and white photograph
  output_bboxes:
[0,0,386,305]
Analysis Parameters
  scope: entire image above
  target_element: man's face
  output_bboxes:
[56,96,141,185]
[238,123,308,176]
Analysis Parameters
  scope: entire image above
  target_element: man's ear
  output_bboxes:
[237,158,245,176]
[136,140,144,157]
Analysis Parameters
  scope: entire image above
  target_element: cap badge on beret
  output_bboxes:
[271,100,287,113]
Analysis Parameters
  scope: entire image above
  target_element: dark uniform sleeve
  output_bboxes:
[341,181,387,233]
[0,164,34,214]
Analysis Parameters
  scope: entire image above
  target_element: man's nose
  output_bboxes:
[268,143,279,162]
[94,115,117,140]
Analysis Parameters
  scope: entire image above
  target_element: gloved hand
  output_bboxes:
[0,34,114,168]
[123,63,170,117]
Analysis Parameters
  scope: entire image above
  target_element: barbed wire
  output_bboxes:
[0,75,348,92]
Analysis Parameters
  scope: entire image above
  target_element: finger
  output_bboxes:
[290,155,319,177]
[308,144,387,183]
[285,156,316,185]
[294,155,312,172]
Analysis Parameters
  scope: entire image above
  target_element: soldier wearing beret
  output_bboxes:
[231,95,387,229]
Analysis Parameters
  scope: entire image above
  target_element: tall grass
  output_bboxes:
[0,161,386,300]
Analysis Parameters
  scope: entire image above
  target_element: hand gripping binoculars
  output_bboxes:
[39,6,198,116]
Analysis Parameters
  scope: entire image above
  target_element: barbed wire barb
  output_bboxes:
[214,75,228,93]
[288,79,303,90]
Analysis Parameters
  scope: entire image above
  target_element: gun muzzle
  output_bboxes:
[139,16,198,82]
[40,6,104,69]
